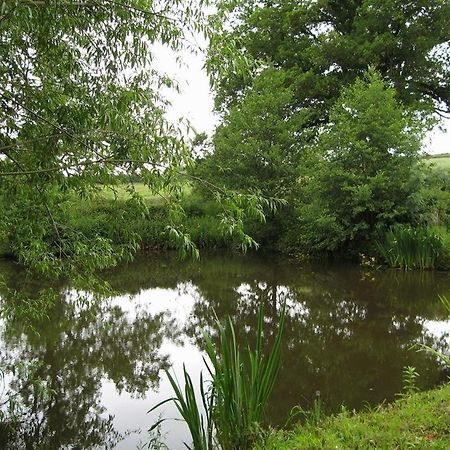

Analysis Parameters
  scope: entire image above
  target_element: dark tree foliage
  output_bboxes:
[202,0,450,254]
[210,0,450,123]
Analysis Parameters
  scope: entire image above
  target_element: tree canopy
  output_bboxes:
[209,0,450,123]
[0,1,279,279]
[0,1,205,274]
[199,0,450,255]
[293,69,425,253]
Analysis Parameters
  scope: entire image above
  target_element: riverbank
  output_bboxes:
[1,180,449,269]
[257,383,450,449]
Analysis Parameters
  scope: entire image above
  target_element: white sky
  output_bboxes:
[155,46,450,155]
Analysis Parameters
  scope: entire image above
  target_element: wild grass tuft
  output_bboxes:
[377,225,449,270]
[149,302,286,449]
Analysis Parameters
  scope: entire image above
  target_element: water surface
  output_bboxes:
[0,252,449,448]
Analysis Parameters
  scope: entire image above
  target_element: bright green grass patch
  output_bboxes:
[258,384,450,449]
[98,182,192,206]
[97,182,164,206]
[426,155,450,171]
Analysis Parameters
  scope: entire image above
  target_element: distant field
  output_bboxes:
[100,182,159,201]
[425,154,450,171]
[98,182,192,206]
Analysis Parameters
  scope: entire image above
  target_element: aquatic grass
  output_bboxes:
[376,225,448,270]
[149,366,214,450]
[204,302,286,449]
[149,302,286,449]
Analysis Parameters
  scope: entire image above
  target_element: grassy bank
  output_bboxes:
[0,183,231,259]
[427,154,450,171]
[257,383,450,449]
[1,175,449,266]
[63,184,232,252]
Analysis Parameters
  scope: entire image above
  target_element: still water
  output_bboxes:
[0,252,449,449]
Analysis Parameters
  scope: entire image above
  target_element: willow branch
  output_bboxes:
[1,150,65,258]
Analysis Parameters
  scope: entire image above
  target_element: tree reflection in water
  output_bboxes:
[0,253,449,448]
[0,261,179,449]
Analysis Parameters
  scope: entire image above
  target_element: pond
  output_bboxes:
[0,252,449,449]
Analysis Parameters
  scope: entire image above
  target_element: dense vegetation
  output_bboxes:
[1,1,449,269]
[1,1,450,448]
[0,0,277,281]
[194,0,450,264]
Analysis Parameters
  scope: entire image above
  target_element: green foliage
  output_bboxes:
[294,69,424,254]
[427,155,450,171]
[401,366,420,397]
[256,384,450,449]
[0,1,277,278]
[63,191,272,254]
[420,166,450,227]
[196,68,303,197]
[204,302,286,449]
[204,0,450,259]
[150,302,286,450]
[0,0,210,276]
[209,0,450,121]
[149,367,214,450]
[377,225,450,270]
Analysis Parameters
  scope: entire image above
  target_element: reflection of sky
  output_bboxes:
[2,277,450,449]
[100,284,207,449]
[423,319,450,344]
[97,283,450,449]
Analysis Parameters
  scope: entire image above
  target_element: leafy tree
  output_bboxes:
[209,0,450,123]
[197,68,303,197]
[293,69,425,254]
[0,0,208,277]
[205,1,450,253]
[0,0,277,279]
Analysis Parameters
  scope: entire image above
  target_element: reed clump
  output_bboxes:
[149,302,286,450]
[377,225,450,270]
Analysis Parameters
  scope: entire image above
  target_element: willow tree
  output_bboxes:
[0,0,272,279]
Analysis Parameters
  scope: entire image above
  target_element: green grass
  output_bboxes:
[98,182,193,205]
[97,182,166,206]
[257,383,450,449]
[426,154,450,171]
[377,225,450,270]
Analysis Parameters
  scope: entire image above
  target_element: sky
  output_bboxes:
[154,45,450,155]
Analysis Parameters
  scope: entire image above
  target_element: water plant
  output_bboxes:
[401,366,420,396]
[149,302,286,449]
[376,225,448,270]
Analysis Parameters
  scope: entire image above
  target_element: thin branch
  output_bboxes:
[101,0,174,21]
[4,95,108,161]
[18,0,175,21]
[0,134,63,153]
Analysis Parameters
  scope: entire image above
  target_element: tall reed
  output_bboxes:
[149,302,286,450]
[377,225,446,270]
[204,303,286,449]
